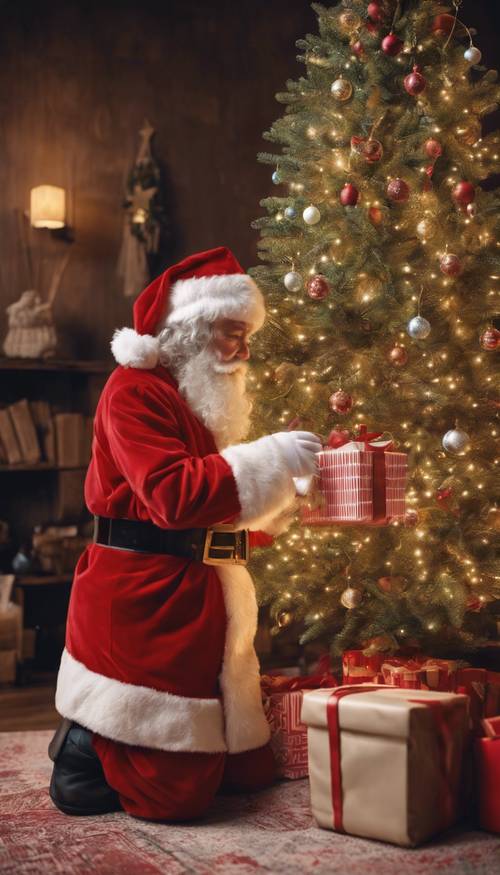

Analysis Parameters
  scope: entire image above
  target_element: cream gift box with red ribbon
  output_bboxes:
[301,685,469,847]
[300,426,408,526]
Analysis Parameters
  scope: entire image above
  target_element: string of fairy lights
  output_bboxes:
[248,1,500,647]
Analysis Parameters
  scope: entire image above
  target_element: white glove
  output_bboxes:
[271,431,322,477]
[293,475,314,496]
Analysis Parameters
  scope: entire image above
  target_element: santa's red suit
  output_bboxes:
[54,247,304,820]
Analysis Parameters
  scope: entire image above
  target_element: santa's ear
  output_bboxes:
[111,328,160,369]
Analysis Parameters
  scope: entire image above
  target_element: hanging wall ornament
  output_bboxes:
[340,183,360,206]
[117,120,166,298]
[284,206,296,219]
[480,327,500,350]
[387,178,410,202]
[381,33,403,56]
[439,252,462,277]
[442,428,470,455]
[424,138,442,159]
[340,586,363,609]
[388,344,408,366]
[367,3,384,23]
[351,136,383,162]
[303,204,321,225]
[464,45,482,64]
[407,315,431,339]
[404,66,427,96]
[331,77,353,101]
[283,270,303,292]
[452,181,475,208]
[307,274,330,300]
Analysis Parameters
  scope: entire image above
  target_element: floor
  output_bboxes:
[0,673,58,731]
[1,730,500,875]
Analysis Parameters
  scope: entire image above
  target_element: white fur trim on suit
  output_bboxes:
[55,648,227,753]
[215,564,271,753]
[111,327,160,369]
[166,274,265,334]
[221,436,296,530]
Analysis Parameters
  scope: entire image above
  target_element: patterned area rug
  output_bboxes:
[1,731,499,875]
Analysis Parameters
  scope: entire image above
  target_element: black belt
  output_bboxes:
[93,516,249,565]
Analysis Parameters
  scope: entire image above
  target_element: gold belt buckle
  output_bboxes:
[202,525,249,566]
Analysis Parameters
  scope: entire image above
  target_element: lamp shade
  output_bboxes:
[30,185,66,229]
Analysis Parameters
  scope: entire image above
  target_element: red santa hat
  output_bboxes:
[111,246,266,369]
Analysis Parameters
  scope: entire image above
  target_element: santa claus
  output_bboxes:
[48,246,320,820]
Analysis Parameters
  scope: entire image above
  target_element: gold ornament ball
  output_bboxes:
[340,586,362,609]
[388,345,408,366]
[331,77,353,102]
[339,11,361,32]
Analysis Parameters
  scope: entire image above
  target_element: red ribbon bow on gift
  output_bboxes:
[327,423,394,451]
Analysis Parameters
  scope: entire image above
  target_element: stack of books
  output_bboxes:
[0,400,93,468]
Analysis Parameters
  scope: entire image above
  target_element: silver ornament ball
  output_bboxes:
[442,429,471,455]
[272,170,281,184]
[464,46,482,65]
[340,587,362,609]
[303,205,321,225]
[283,271,303,292]
[407,315,431,339]
[330,77,353,101]
[284,206,296,220]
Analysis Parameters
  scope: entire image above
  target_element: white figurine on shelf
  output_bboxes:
[3,289,57,358]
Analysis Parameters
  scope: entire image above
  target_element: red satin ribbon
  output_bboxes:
[326,687,462,834]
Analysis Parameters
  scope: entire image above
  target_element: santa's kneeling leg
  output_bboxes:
[50,724,276,820]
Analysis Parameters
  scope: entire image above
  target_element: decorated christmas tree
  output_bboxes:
[249,0,500,660]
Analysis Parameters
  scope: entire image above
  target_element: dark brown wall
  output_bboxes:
[0,0,497,359]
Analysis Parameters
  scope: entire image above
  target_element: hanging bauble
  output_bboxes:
[452,181,475,207]
[351,136,383,162]
[431,14,457,38]
[455,120,481,146]
[272,170,281,184]
[284,206,296,220]
[404,66,426,96]
[303,204,321,225]
[328,389,353,415]
[307,274,330,300]
[339,11,361,32]
[480,327,500,350]
[283,271,303,292]
[466,203,477,218]
[424,138,442,159]
[464,46,482,65]
[442,428,470,455]
[368,205,383,225]
[387,178,410,202]
[367,2,384,23]
[416,218,435,239]
[331,77,353,101]
[277,610,293,628]
[407,315,431,339]
[340,586,362,609]
[351,40,365,58]
[340,183,360,206]
[439,253,462,277]
[381,33,403,56]
[404,508,419,527]
[388,345,408,366]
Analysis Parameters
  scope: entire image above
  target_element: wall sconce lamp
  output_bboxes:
[30,184,73,241]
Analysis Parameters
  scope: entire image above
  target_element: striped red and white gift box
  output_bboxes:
[301,442,408,525]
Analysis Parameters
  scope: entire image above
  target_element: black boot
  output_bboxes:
[49,722,122,816]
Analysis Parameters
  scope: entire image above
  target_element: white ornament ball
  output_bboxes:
[407,315,431,339]
[442,429,471,455]
[284,271,303,292]
[330,77,353,101]
[464,46,482,65]
[340,587,362,609]
[416,218,434,239]
[303,205,321,225]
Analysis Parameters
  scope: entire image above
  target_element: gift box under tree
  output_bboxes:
[301,426,408,526]
[301,684,469,847]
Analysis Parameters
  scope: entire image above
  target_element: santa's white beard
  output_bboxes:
[172,347,252,450]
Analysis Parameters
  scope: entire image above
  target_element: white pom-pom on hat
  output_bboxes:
[111,328,160,369]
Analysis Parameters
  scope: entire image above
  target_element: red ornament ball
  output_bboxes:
[329,390,353,415]
[424,138,442,159]
[388,345,408,366]
[340,182,360,206]
[439,253,462,277]
[381,33,403,56]
[367,2,383,23]
[387,178,410,202]
[351,136,383,162]
[351,40,365,57]
[452,181,475,207]
[368,205,383,226]
[404,66,426,96]
[432,14,457,38]
[480,327,500,350]
[306,274,331,300]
